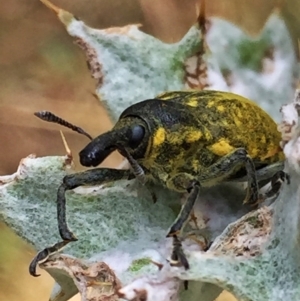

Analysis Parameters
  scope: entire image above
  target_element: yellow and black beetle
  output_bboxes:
[29,90,286,276]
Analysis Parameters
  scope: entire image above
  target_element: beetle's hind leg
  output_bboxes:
[203,148,259,205]
[259,170,290,202]
[236,161,287,205]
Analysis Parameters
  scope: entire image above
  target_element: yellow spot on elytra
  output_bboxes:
[217,105,225,112]
[207,100,214,108]
[153,127,166,146]
[186,98,198,107]
[208,138,234,156]
[192,159,199,172]
[185,131,202,143]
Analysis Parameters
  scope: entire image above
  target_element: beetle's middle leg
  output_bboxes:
[167,174,200,238]
[58,168,133,241]
[165,176,210,269]
[168,148,258,236]
[165,148,258,268]
[162,148,258,241]
[165,173,200,268]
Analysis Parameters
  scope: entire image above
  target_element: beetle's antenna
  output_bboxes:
[34,111,93,141]
[121,147,157,203]
[121,147,146,184]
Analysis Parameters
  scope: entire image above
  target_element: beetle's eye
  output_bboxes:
[128,125,145,148]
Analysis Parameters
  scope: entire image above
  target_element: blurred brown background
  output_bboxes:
[0,0,299,300]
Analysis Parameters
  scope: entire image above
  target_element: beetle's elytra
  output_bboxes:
[29,90,286,276]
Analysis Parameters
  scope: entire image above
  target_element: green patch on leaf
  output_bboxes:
[129,257,152,272]
[237,37,271,71]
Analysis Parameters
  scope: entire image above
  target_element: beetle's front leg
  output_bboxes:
[167,174,200,238]
[58,168,133,241]
[29,168,133,277]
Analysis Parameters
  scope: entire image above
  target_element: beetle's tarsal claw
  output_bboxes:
[29,240,70,277]
[275,170,290,185]
[29,256,42,277]
[169,235,190,270]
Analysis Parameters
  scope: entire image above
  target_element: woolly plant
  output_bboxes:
[0,1,298,301]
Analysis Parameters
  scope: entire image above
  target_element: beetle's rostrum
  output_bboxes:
[79,131,116,167]
[79,117,149,167]
[30,90,288,276]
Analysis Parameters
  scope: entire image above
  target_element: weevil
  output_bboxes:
[29,90,287,276]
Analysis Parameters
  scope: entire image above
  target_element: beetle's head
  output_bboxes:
[79,117,149,167]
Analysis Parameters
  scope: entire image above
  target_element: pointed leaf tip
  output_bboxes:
[40,0,75,27]
[40,0,60,15]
